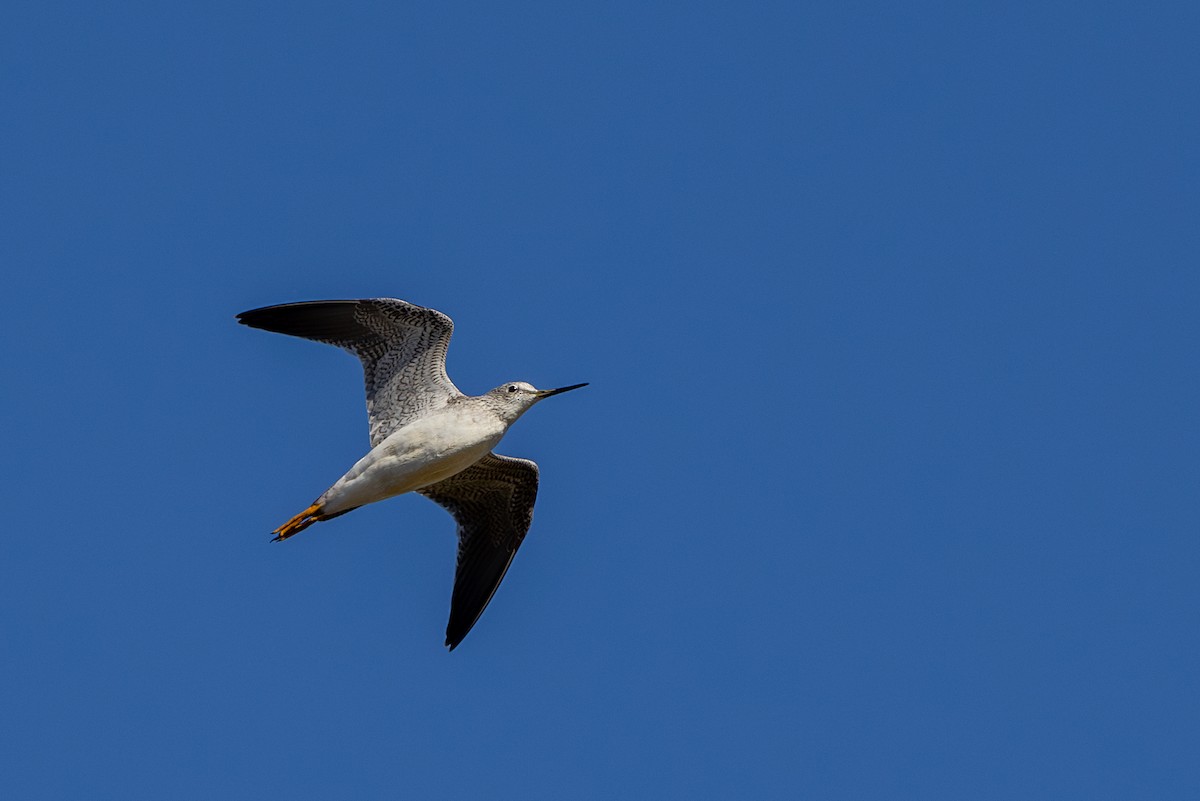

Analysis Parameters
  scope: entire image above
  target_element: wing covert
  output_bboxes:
[417,453,540,650]
[237,298,461,445]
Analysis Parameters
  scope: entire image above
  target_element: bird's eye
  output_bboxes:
[508,385,517,393]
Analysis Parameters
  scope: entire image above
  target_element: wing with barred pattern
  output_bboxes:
[418,453,540,650]
[237,298,461,446]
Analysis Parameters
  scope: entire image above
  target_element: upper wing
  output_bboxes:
[418,453,540,650]
[237,298,461,445]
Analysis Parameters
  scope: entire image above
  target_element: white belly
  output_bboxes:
[318,410,505,514]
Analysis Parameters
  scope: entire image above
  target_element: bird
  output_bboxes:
[236,298,587,650]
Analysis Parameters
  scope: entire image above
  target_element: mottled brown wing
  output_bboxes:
[237,298,460,445]
[418,453,540,650]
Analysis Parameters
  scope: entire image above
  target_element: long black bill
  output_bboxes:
[536,382,589,399]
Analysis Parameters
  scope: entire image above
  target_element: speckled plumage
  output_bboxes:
[237,297,586,650]
[237,299,460,446]
[418,453,540,651]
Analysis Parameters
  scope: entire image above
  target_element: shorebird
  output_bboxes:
[237,298,586,650]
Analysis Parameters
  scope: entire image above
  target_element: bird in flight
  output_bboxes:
[237,298,587,650]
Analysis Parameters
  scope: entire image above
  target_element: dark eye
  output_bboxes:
[508,385,517,393]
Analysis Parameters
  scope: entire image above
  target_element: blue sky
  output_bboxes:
[2,1,1197,798]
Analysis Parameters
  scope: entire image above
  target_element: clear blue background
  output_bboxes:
[2,2,1196,798]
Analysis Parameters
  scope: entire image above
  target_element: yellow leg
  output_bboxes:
[272,502,323,542]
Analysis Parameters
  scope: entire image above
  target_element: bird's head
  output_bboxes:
[486,381,588,422]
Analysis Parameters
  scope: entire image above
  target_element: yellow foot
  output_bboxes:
[272,503,323,542]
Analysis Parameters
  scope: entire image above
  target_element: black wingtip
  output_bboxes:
[234,300,372,341]
[235,307,264,329]
[446,627,469,651]
[235,305,276,325]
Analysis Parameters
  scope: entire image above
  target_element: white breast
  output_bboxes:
[318,407,507,514]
